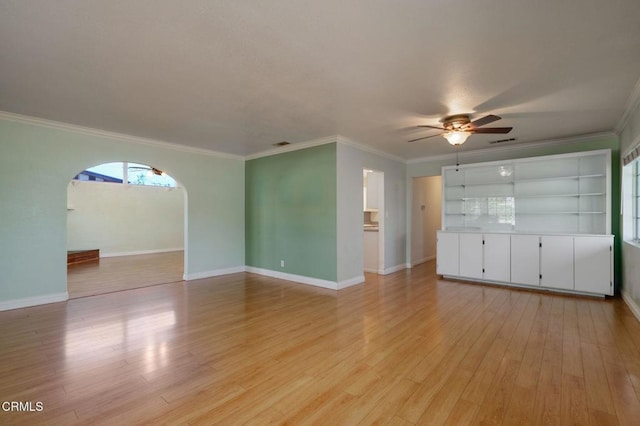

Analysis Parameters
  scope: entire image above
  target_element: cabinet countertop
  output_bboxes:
[439,229,613,238]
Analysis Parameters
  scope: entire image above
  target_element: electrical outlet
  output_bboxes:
[280,260,284,268]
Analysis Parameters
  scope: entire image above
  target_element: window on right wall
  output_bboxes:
[634,161,640,241]
[622,148,640,243]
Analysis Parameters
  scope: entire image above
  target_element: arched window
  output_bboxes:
[74,162,177,187]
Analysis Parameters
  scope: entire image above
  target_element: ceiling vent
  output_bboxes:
[489,137,517,144]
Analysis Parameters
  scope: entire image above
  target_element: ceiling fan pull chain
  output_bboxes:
[456,147,460,172]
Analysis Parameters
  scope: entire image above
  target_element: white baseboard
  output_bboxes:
[622,291,640,324]
[380,263,407,275]
[0,292,68,312]
[363,268,378,273]
[337,275,365,289]
[246,267,340,290]
[412,255,435,267]
[101,248,183,258]
[184,266,246,281]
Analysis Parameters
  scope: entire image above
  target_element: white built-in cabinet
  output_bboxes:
[459,233,483,279]
[540,236,574,291]
[483,234,511,282]
[437,149,614,297]
[574,236,614,295]
[437,231,613,296]
[452,233,511,282]
[510,234,540,286]
[442,150,611,235]
[436,232,459,276]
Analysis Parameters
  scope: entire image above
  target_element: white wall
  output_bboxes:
[619,95,640,318]
[67,181,184,256]
[411,176,441,265]
[336,140,407,283]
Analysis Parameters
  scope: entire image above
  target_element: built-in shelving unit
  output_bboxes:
[442,149,611,235]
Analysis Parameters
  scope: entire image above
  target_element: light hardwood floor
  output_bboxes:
[2,261,640,425]
[67,251,184,298]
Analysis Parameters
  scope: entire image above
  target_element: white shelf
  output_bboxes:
[441,150,611,235]
[516,173,605,183]
[517,211,605,215]
[517,192,604,199]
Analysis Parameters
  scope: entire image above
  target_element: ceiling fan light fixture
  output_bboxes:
[443,130,471,146]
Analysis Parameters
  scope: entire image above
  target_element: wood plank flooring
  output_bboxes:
[2,260,640,424]
[67,251,183,298]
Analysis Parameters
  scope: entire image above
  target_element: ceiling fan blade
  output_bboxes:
[408,133,442,143]
[471,127,513,134]
[467,114,501,128]
[416,125,445,130]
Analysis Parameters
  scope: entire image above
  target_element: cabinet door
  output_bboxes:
[436,232,459,276]
[484,234,511,282]
[459,233,483,279]
[366,172,379,210]
[540,236,574,290]
[574,236,613,295]
[363,231,379,272]
[511,235,540,286]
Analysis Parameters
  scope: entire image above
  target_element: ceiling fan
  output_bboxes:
[409,114,512,145]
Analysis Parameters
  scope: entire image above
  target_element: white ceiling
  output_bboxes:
[1,1,640,159]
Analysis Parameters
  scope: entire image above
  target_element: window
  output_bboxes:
[635,161,640,241]
[623,147,640,243]
[73,162,177,187]
[463,196,515,228]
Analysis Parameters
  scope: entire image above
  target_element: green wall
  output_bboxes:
[0,118,245,303]
[245,143,337,281]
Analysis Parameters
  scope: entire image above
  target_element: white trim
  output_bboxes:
[245,135,338,160]
[337,135,407,163]
[364,268,378,273]
[0,110,244,161]
[622,291,640,324]
[246,134,408,163]
[439,148,611,171]
[101,248,183,258]
[443,276,605,298]
[380,263,407,275]
[246,266,339,290]
[183,266,247,281]
[616,76,640,134]
[412,255,436,266]
[69,179,182,191]
[407,132,616,165]
[622,132,640,161]
[0,292,69,312]
[337,275,365,289]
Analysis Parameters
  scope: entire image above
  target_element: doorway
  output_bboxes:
[66,162,186,298]
[363,169,384,273]
[411,176,442,266]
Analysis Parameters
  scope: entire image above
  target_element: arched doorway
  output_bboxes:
[66,161,187,298]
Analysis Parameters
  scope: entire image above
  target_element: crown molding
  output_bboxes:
[245,135,338,160]
[336,135,407,163]
[406,131,617,164]
[246,134,408,163]
[615,76,640,134]
[0,110,245,161]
